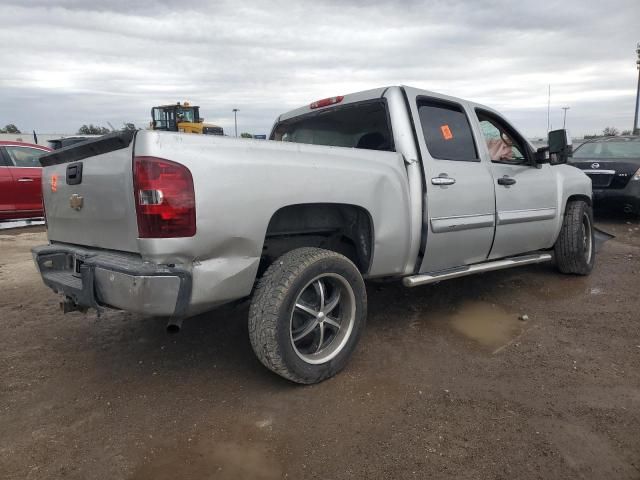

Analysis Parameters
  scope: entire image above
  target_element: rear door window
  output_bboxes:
[417,99,478,161]
[272,101,394,152]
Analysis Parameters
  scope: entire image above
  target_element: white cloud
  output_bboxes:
[0,0,638,136]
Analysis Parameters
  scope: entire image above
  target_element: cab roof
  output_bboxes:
[277,87,389,123]
[153,104,200,109]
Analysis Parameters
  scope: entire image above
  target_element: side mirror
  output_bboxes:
[548,129,573,164]
[535,146,550,165]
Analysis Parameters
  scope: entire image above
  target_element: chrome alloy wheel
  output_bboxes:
[582,211,593,264]
[290,273,356,364]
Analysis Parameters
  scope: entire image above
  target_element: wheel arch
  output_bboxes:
[261,203,375,275]
[566,194,592,208]
[550,193,593,246]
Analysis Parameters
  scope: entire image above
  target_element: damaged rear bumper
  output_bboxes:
[32,244,191,317]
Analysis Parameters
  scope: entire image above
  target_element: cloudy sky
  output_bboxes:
[1,0,639,138]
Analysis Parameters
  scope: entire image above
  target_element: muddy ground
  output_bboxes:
[1,215,639,480]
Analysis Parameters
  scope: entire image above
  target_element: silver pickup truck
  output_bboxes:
[33,86,594,384]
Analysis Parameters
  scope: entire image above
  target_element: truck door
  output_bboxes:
[473,109,558,258]
[403,89,496,272]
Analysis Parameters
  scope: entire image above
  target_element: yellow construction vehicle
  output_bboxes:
[150,102,224,135]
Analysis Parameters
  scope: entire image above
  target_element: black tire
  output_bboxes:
[248,247,367,384]
[554,200,595,275]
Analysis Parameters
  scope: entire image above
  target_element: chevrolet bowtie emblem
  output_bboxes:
[69,194,84,211]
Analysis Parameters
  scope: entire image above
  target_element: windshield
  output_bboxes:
[272,101,394,151]
[573,139,640,159]
[152,106,198,130]
[176,108,196,123]
[152,107,175,130]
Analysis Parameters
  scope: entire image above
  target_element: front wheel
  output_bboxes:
[248,247,367,384]
[554,200,595,275]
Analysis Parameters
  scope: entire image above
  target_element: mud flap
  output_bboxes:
[593,227,614,252]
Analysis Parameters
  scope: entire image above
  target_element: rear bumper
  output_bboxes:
[32,244,191,317]
[593,180,640,212]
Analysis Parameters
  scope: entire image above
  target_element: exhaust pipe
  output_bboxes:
[623,204,634,214]
[166,317,184,334]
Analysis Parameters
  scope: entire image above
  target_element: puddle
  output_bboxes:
[448,301,523,348]
[130,438,282,480]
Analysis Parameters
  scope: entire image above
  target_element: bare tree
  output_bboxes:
[602,127,619,137]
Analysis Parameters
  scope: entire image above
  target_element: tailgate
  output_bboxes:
[40,131,140,252]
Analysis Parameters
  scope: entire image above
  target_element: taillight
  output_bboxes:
[133,156,196,238]
[310,95,344,109]
[633,167,640,181]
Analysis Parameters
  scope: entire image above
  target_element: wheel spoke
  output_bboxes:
[314,323,325,353]
[313,280,325,311]
[292,318,319,342]
[289,272,356,363]
[295,301,319,317]
[324,317,341,330]
[323,290,341,315]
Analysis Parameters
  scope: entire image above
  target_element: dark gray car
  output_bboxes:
[570,136,640,214]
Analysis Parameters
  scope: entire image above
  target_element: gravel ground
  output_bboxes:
[0,215,639,480]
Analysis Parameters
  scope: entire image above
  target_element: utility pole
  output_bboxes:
[634,43,640,135]
[547,85,551,132]
[562,106,570,129]
[232,109,239,137]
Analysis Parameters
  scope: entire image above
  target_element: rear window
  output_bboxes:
[271,101,394,152]
[418,99,478,161]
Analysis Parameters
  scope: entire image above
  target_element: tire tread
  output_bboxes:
[554,200,594,275]
[248,247,362,383]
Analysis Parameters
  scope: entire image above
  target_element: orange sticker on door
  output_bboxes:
[50,174,58,192]
[440,125,453,140]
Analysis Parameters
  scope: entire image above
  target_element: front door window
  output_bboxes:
[4,146,46,168]
[477,116,527,165]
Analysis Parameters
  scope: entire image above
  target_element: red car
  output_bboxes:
[0,141,52,221]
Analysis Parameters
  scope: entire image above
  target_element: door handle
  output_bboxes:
[431,174,456,186]
[497,176,516,186]
[17,178,34,182]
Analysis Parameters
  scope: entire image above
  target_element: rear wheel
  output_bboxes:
[554,200,595,275]
[248,247,367,384]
